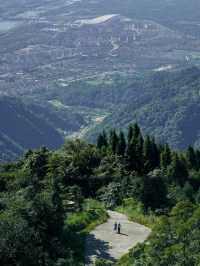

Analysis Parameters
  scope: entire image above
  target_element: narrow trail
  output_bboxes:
[85,210,151,265]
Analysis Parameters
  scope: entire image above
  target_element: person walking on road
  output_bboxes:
[114,221,117,231]
[117,223,121,234]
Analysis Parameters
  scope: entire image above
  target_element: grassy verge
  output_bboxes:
[65,199,108,265]
[116,198,158,228]
[66,199,108,233]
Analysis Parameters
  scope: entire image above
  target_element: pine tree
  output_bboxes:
[109,130,119,154]
[102,130,108,147]
[160,144,172,169]
[97,133,104,149]
[126,135,137,170]
[135,134,144,172]
[195,149,200,170]
[150,137,160,169]
[126,124,144,173]
[132,123,141,140]
[127,125,134,144]
[144,136,160,172]
[144,135,151,157]
[144,135,153,172]
[97,131,108,150]
[168,153,189,186]
[117,131,126,156]
[186,146,197,170]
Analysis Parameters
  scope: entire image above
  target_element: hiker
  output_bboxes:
[117,223,121,234]
[114,221,117,231]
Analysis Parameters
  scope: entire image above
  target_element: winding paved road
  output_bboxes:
[85,210,151,265]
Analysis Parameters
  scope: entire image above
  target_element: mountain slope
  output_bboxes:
[0,97,85,161]
[1,0,200,156]
[87,67,200,149]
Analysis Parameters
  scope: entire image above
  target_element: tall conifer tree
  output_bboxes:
[160,144,172,169]
[109,130,119,154]
[117,131,126,156]
[168,153,189,186]
[186,146,197,170]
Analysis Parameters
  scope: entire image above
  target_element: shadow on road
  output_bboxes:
[85,233,116,264]
[118,233,128,237]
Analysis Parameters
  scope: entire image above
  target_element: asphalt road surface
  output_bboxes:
[85,210,151,265]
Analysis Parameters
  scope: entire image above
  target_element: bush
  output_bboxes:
[97,182,122,209]
[65,199,108,232]
[116,198,158,228]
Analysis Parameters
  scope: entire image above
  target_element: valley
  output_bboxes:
[1,0,200,159]
[2,2,200,266]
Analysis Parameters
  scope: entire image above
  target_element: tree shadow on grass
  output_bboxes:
[85,233,116,264]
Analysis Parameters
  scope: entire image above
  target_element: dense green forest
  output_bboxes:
[88,67,200,149]
[1,123,200,265]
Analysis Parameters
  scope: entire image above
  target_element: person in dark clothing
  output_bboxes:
[114,221,117,231]
[117,223,121,234]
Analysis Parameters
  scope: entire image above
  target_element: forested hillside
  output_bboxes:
[88,67,200,149]
[2,66,200,160]
[0,97,84,161]
[1,124,200,265]
[2,0,200,263]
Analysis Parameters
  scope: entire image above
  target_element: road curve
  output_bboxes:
[85,210,151,265]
